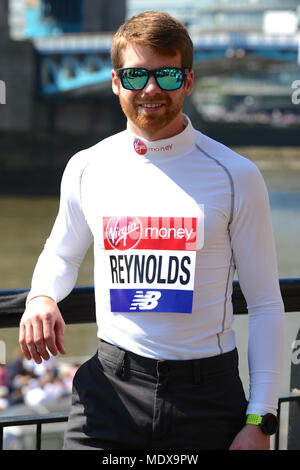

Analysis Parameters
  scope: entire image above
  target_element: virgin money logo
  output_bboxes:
[133,138,147,155]
[106,216,142,250]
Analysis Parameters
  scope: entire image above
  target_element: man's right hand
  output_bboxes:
[19,296,66,364]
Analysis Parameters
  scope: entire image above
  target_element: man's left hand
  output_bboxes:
[229,424,270,450]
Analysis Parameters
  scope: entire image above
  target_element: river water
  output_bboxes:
[0,152,299,448]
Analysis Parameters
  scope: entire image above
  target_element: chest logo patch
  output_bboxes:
[103,216,198,314]
[106,216,142,251]
[133,138,147,155]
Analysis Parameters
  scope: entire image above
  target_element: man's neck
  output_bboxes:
[128,114,187,142]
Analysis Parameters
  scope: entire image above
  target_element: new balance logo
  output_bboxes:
[130,290,162,311]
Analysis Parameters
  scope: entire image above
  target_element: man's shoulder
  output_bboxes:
[64,130,127,174]
[198,132,260,177]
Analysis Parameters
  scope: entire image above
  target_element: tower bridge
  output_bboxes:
[1,0,299,134]
[34,31,299,96]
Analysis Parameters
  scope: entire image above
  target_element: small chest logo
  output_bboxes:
[106,216,142,250]
[129,290,162,310]
[133,138,147,155]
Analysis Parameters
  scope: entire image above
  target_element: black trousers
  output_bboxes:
[63,340,248,450]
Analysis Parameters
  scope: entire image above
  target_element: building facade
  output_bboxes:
[8,0,126,39]
[127,0,300,33]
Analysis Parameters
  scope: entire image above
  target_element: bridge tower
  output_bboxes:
[0,0,35,131]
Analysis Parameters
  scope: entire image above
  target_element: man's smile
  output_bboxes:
[140,103,164,108]
[138,103,165,112]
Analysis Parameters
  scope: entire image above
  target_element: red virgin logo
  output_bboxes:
[106,216,142,250]
[133,138,147,155]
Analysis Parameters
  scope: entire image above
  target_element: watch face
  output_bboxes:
[261,414,278,435]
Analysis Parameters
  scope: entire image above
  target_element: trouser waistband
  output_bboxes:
[98,339,238,380]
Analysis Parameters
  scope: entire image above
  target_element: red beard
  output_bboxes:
[118,90,185,137]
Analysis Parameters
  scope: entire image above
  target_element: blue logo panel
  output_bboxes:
[110,289,193,313]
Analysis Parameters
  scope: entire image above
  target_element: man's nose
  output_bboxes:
[142,75,161,94]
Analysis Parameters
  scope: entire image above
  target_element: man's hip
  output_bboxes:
[63,340,248,450]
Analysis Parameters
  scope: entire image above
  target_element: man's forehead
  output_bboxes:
[120,42,182,67]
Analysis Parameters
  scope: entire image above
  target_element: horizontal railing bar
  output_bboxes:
[278,394,300,404]
[0,411,69,427]
[0,278,299,329]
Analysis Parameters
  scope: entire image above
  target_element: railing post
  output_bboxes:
[288,327,300,449]
[274,400,281,450]
[36,423,42,450]
[0,426,3,450]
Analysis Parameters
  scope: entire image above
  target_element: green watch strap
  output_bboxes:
[246,414,263,425]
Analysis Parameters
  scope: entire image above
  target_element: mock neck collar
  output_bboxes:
[126,114,197,161]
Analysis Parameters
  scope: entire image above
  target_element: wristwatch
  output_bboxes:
[246,414,278,435]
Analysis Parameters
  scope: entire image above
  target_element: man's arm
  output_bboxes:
[19,153,93,363]
[229,160,285,449]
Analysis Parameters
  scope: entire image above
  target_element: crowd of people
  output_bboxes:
[0,349,79,412]
[200,106,300,126]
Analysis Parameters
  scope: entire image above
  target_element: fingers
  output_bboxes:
[19,322,31,360]
[42,312,62,357]
[19,302,66,364]
[32,315,50,361]
[54,319,66,355]
[19,319,46,364]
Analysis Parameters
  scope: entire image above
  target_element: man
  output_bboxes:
[19,11,285,450]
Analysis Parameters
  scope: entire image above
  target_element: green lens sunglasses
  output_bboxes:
[116,67,190,91]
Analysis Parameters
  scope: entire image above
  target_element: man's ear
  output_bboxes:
[111,69,120,96]
[184,70,194,97]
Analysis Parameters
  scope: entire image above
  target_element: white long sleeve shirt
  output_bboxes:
[27,115,285,415]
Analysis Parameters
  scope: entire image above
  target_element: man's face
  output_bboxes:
[112,43,194,141]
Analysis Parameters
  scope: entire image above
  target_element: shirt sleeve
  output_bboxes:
[229,160,285,415]
[27,152,93,304]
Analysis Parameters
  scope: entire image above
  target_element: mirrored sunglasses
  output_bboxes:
[116,67,190,91]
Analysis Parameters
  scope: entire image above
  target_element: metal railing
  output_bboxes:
[0,412,68,450]
[0,278,299,450]
[0,393,299,450]
[276,394,300,450]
